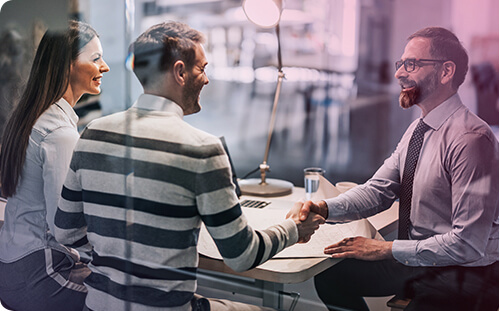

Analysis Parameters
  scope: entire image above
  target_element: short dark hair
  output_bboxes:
[129,21,205,87]
[408,27,468,90]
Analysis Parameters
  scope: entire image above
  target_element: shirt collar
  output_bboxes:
[422,93,463,131]
[55,97,78,127]
[132,94,184,118]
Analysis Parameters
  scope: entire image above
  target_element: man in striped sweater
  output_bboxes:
[54,21,324,311]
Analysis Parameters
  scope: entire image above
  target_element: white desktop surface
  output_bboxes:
[198,186,398,284]
[0,187,397,308]
[197,186,398,309]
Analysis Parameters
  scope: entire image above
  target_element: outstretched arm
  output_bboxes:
[199,142,325,272]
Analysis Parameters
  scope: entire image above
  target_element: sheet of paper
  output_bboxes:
[198,176,382,259]
[275,219,379,258]
[314,175,341,199]
[198,211,379,259]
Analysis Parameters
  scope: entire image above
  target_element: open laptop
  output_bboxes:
[219,137,271,209]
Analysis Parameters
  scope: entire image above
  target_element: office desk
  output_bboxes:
[197,187,399,309]
[0,189,397,309]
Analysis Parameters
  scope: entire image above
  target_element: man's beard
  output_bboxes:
[399,87,419,109]
[182,75,202,115]
[399,71,438,109]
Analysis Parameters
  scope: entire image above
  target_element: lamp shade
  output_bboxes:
[242,0,283,28]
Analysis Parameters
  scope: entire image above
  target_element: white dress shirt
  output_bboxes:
[0,98,80,262]
[325,94,499,267]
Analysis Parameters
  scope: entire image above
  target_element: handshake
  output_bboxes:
[288,200,393,261]
[286,200,329,243]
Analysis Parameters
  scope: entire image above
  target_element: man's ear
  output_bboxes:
[173,60,186,85]
[440,61,456,85]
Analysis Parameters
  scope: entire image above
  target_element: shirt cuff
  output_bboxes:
[281,218,299,247]
[323,199,337,222]
[323,198,350,223]
[392,239,419,266]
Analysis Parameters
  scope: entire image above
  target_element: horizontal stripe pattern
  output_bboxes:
[54,207,86,229]
[92,251,197,281]
[70,151,233,195]
[86,233,199,269]
[81,128,223,159]
[81,189,198,218]
[85,272,193,308]
[70,151,197,192]
[200,203,241,227]
[85,286,191,311]
[63,169,196,206]
[75,139,231,175]
[54,102,297,310]
[213,226,255,259]
[82,202,199,232]
[85,214,199,249]
[61,185,82,202]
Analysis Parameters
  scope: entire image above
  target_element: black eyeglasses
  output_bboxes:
[395,58,447,73]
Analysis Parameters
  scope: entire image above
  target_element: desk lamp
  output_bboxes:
[238,0,294,197]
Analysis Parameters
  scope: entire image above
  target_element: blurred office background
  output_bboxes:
[0,0,498,188]
[0,1,497,310]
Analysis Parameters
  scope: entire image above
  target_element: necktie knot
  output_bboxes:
[415,119,430,136]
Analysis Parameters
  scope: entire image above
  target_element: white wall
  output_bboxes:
[389,0,499,114]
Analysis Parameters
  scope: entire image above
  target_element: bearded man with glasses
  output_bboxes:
[299,27,499,311]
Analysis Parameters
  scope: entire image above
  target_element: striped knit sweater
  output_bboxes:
[54,94,298,311]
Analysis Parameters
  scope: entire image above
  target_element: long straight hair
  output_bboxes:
[0,20,98,197]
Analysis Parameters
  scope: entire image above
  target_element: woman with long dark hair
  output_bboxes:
[0,20,109,311]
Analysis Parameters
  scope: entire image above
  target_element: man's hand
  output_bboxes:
[324,236,393,261]
[286,200,328,221]
[287,201,325,243]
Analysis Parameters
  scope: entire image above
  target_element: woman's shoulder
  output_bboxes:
[33,104,76,134]
[31,104,78,145]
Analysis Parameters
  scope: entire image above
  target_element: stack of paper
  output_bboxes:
[198,175,381,259]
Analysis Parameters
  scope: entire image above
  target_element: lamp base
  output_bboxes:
[239,178,293,197]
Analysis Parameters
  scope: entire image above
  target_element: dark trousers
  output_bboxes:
[314,259,499,311]
[0,248,90,311]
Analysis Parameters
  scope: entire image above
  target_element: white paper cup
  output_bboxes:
[335,181,358,193]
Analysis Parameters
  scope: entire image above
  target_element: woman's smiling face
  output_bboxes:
[69,36,109,99]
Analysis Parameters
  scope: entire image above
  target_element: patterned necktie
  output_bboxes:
[398,119,430,240]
